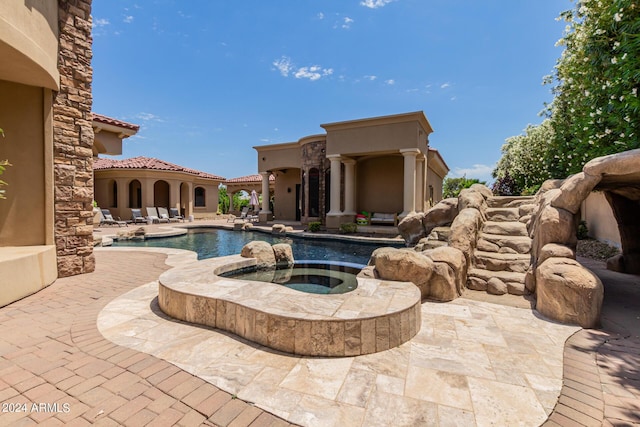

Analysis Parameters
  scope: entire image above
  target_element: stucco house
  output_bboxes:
[94,156,225,220]
[253,111,449,228]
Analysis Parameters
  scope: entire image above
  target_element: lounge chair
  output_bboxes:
[247,208,259,222]
[158,207,180,223]
[99,209,128,227]
[169,208,185,222]
[146,207,169,223]
[131,208,147,224]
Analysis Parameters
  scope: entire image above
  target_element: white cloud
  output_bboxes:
[123,15,134,24]
[135,112,164,122]
[295,66,333,81]
[440,82,450,89]
[317,12,325,20]
[450,164,495,182]
[360,0,395,9]
[273,56,294,77]
[273,56,333,81]
[342,17,354,29]
[364,75,377,81]
[385,79,395,85]
[93,18,110,28]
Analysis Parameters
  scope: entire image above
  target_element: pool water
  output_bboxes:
[220,262,360,294]
[113,228,401,266]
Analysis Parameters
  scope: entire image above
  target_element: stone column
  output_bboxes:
[415,156,425,212]
[343,158,356,215]
[400,149,419,218]
[327,155,342,216]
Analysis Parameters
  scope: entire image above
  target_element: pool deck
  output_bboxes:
[1,223,638,425]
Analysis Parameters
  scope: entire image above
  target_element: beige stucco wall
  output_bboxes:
[427,168,444,205]
[256,143,302,172]
[273,169,300,221]
[0,1,59,90]
[357,156,403,214]
[325,122,427,157]
[0,80,50,246]
[94,131,123,156]
[582,191,621,247]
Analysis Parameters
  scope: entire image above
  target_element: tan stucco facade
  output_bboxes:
[254,111,448,228]
[582,191,621,247]
[94,168,222,221]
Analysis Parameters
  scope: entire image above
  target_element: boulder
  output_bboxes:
[423,198,459,229]
[272,243,294,267]
[583,148,640,177]
[537,179,565,194]
[423,246,467,295]
[398,212,426,245]
[535,257,603,328]
[242,222,253,230]
[368,247,399,266]
[606,254,625,273]
[271,224,287,235]
[373,248,434,299]
[458,189,486,212]
[467,276,487,291]
[469,184,493,199]
[357,266,379,279]
[518,204,535,217]
[524,266,536,294]
[531,205,577,263]
[477,238,499,252]
[487,277,507,295]
[483,221,528,237]
[506,282,526,296]
[550,172,601,214]
[538,243,575,266]
[240,241,276,269]
[448,208,483,265]
[428,262,459,301]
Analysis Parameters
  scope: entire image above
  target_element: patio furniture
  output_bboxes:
[169,208,185,222]
[368,212,398,226]
[131,208,147,224]
[99,209,128,227]
[158,207,180,223]
[146,207,169,223]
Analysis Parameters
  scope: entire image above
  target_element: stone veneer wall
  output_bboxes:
[53,0,95,277]
[301,140,329,223]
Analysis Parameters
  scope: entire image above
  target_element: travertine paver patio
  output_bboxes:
[97,248,580,426]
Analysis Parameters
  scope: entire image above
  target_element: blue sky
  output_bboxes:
[91,0,568,183]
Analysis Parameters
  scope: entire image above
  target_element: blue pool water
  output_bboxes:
[112,228,401,266]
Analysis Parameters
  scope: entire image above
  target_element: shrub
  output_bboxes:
[577,220,589,240]
[308,221,321,232]
[339,223,358,234]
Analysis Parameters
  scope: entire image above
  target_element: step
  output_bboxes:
[482,221,529,237]
[468,268,526,284]
[423,240,448,250]
[487,196,535,208]
[473,251,531,273]
[486,207,520,222]
[480,234,532,254]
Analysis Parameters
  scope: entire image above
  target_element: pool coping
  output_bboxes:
[158,253,422,357]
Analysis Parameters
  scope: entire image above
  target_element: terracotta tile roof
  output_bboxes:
[92,113,140,132]
[94,156,225,180]
[225,174,275,184]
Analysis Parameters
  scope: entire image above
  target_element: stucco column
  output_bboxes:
[327,155,342,216]
[142,179,155,212]
[116,178,128,219]
[260,172,271,214]
[169,180,181,210]
[342,158,356,215]
[184,182,193,217]
[400,149,419,218]
[415,156,425,212]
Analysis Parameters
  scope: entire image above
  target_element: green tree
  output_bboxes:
[233,192,249,211]
[218,185,230,213]
[546,0,640,177]
[442,176,486,198]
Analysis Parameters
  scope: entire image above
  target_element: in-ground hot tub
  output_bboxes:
[219,261,360,295]
[158,254,422,357]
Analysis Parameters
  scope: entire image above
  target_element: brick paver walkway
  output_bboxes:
[0,251,295,426]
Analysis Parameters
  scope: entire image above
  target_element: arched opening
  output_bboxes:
[309,168,320,217]
[129,180,142,208]
[195,187,206,207]
[154,180,170,208]
[111,180,118,208]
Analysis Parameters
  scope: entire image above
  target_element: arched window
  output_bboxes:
[195,187,206,207]
[129,180,142,208]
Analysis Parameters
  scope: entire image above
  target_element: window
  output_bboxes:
[195,187,206,207]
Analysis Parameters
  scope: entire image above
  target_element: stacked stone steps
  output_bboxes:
[467,195,535,296]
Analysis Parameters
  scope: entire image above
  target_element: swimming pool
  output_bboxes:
[113,228,402,266]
